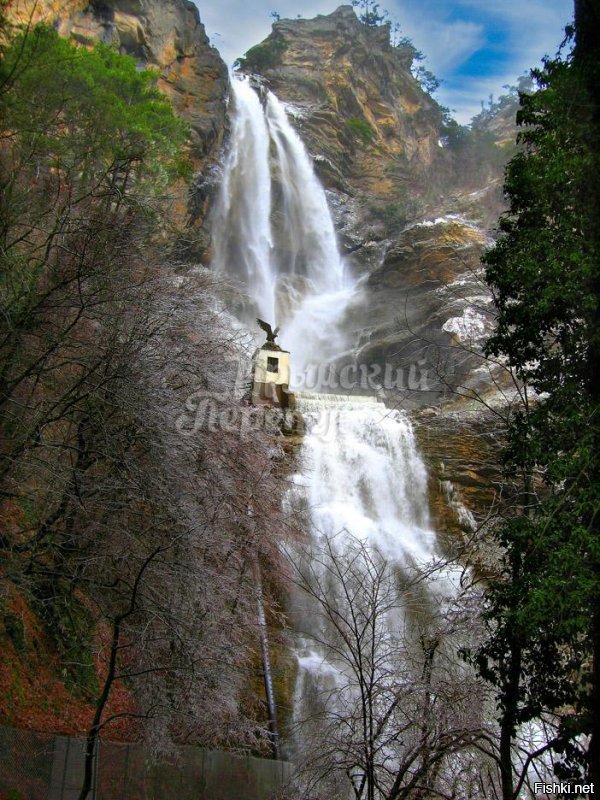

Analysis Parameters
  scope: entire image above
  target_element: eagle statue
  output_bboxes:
[257,318,280,344]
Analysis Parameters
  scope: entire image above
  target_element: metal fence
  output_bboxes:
[0,725,292,800]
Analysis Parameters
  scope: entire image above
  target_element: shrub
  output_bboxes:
[235,38,287,72]
[346,116,375,144]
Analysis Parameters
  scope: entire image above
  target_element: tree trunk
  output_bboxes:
[499,641,521,800]
[78,617,122,800]
[254,560,280,760]
[589,610,600,785]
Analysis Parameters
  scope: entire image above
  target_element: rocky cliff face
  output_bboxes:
[341,215,494,407]
[6,1,512,514]
[232,6,515,530]
[7,0,229,242]
[240,5,446,208]
[414,407,504,544]
[239,5,511,408]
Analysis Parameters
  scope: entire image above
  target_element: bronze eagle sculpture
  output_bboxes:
[257,318,280,344]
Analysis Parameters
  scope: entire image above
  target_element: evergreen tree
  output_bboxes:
[475,7,600,790]
[413,65,441,95]
[351,0,387,27]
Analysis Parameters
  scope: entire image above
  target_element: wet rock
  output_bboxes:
[413,408,505,532]
[236,6,513,404]
[332,216,496,407]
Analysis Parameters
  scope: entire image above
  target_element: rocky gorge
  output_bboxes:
[231,6,515,414]
[5,0,517,651]
[224,6,518,529]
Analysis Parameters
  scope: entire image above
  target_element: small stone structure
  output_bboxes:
[252,345,291,408]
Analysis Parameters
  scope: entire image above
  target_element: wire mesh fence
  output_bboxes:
[0,725,291,800]
[0,725,53,800]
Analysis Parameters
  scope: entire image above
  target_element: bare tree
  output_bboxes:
[384,245,574,798]
[287,533,497,800]
[0,258,294,797]
[0,25,293,800]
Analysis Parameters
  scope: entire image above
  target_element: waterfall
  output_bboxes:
[264,92,344,292]
[212,76,469,794]
[286,395,460,765]
[293,394,435,563]
[212,76,355,379]
[211,78,276,324]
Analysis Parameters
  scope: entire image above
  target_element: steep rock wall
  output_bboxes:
[7,0,229,246]
[238,6,512,408]
[234,6,511,531]
[240,5,445,206]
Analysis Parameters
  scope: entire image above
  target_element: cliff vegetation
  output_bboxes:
[0,16,288,791]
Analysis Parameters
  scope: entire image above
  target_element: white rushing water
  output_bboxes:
[287,395,457,752]
[212,78,276,324]
[212,76,355,378]
[293,394,435,563]
[264,92,344,293]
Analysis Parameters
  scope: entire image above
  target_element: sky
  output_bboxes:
[195,0,573,124]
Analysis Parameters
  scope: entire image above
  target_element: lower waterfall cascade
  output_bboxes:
[284,395,468,784]
[291,393,435,564]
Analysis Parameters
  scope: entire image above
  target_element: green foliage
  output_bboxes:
[0,23,190,344]
[369,198,419,231]
[351,0,387,27]
[0,20,288,768]
[413,65,441,95]
[235,37,287,72]
[0,23,190,709]
[391,22,423,60]
[476,38,600,784]
[346,116,374,144]
[484,61,593,391]
[0,25,190,205]
[352,1,428,78]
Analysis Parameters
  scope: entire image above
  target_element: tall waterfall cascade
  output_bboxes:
[211,77,355,378]
[292,393,435,562]
[212,76,466,791]
[212,78,276,325]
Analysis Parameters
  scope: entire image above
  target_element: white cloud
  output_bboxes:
[392,4,485,74]
[391,0,569,122]
[426,20,485,73]
[438,77,516,124]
